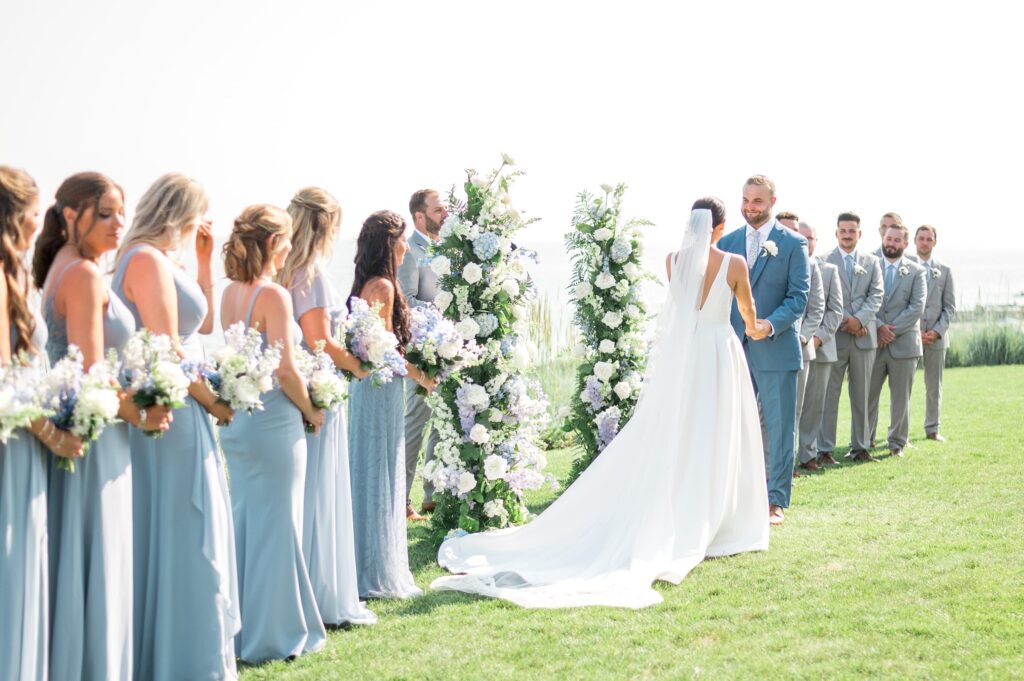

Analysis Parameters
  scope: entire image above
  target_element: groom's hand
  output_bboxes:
[747,319,772,341]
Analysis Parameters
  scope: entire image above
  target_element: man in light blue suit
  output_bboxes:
[718,175,810,526]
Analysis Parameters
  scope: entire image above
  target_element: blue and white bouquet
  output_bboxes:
[0,356,52,443]
[337,297,407,387]
[44,347,122,472]
[205,321,281,414]
[122,330,192,437]
[406,303,479,396]
[297,341,347,411]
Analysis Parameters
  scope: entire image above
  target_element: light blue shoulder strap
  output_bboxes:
[244,282,269,328]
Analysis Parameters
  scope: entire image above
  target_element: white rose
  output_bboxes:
[430,256,451,277]
[614,381,633,400]
[573,342,589,358]
[457,471,477,495]
[763,240,779,257]
[575,281,593,298]
[212,345,236,365]
[463,383,490,409]
[593,227,614,242]
[600,183,615,194]
[626,304,641,319]
[483,454,508,481]
[234,379,260,406]
[258,375,274,392]
[438,340,461,359]
[434,290,453,311]
[602,311,623,329]
[595,272,616,290]
[593,361,615,383]
[456,318,481,341]
[462,263,483,284]
[469,423,491,444]
[502,279,519,297]
[599,339,616,354]
[623,263,640,280]
[489,409,504,423]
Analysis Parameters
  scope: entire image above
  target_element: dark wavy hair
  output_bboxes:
[349,210,410,349]
[692,196,726,228]
[32,172,123,290]
[0,166,39,355]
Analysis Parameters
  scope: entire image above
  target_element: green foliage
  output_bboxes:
[945,323,1024,367]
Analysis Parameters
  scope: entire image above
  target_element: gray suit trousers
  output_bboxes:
[821,341,875,452]
[922,343,946,435]
[797,361,832,464]
[867,347,917,449]
[404,379,439,504]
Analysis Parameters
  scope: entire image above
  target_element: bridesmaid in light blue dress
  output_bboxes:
[279,188,376,626]
[347,210,434,599]
[219,204,326,662]
[0,166,83,681]
[112,173,239,681]
[35,173,172,681]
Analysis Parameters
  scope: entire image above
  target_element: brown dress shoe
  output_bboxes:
[817,452,839,466]
[792,468,802,478]
[889,448,904,458]
[798,459,820,471]
[406,504,427,522]
[852,449,879,463]
[769,504,785,526]
[926,433,947,442]
[420,501,436,514]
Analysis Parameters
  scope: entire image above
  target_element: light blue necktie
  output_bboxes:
[844,254,854,282]
[885,263,896,298]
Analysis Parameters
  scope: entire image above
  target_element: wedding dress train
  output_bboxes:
[431,209,769,609]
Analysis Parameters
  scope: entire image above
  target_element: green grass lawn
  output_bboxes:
[241,365,1024,680]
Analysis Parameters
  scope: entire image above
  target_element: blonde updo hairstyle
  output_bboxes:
[116,173,209,263]
[0,166,40,354]
[223,204,293,283]
[277,187,341,289]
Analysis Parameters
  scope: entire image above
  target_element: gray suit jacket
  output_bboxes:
[812,261,844,363]
[920,258,956,349]
[797,259,825,361]
[397,229,439,307]
[876,256,927,359]
[825,247,884,350]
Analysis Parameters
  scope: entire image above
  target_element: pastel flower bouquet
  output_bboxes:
[204,321,281,414]
[405,303,479,396]
[0,356,52,443]
[336,297,407,387]
[121,330,192,437]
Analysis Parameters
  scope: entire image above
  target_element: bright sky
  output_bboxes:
[3,1,1022,298]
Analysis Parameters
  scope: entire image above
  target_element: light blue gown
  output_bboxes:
[289,269,376,625]
[219,282,326,662]
[0,315,49,681]
[112,246,240,681]
[44,259,136,681]
[348,336,421,600]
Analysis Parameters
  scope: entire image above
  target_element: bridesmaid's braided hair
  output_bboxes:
[349,210,410,348]
[0,166,39,355]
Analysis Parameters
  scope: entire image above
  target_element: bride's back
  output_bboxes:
[696,250,736,328]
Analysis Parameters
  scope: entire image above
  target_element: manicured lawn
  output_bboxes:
[240,365,1024,679]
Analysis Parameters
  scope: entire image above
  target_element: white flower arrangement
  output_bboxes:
[336,297,408,386]
[122,330,191,437]
[205,322,282,413]
[0,356,52,443]
[563,183,654,485]
[762,240,779,257]
[296,341,348,412]
[422,155,550,535]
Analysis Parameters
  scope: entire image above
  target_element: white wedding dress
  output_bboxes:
[431,209,769,609]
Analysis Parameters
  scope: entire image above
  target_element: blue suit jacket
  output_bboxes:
[718,222,810,372]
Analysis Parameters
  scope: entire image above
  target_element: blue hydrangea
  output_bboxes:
[473,231,500,260]
[474,313,499,337]
[610,239,632,263]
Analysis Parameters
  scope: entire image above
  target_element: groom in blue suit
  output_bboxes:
[718,175,810,526]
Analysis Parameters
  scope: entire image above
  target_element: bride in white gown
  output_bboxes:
[431,201,769,609]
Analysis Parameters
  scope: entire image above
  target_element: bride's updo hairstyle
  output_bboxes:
[222,204,292,283]
[691,197,725,228]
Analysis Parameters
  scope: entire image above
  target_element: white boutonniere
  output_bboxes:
[853,263,867,276]
[931,267,941,279]
[898,265,909,277]
[762,240,778,257]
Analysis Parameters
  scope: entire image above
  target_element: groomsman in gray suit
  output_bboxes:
[397,189,448,519]
[874,212,918,263]
[776,212,824,474]
[867,224,927,457]
[794,221,844,470]
[820,212,885,462]
[914,224,956,441]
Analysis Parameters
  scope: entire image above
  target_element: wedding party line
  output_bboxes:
[0,160,956,679]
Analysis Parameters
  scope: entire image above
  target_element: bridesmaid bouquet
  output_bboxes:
[44,347,122,472]
[122,330,192,437]
[204,321,281,414]
[297,342,347,411]
[0,357,52,443]
[406,304,479,395]
[337,296,407,387]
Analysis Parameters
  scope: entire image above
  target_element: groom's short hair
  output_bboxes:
[744,175,776,196]
[837,211,861,225]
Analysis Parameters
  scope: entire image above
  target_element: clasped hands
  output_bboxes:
[839,316,869,338]
[921,329,940,346]
[745,319,772,341]
[877,324,897,347]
